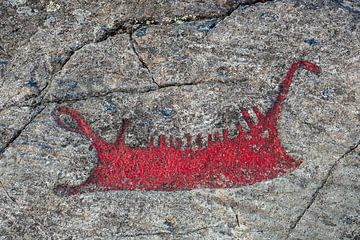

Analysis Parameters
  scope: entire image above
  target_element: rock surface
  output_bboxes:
[0,0,359,239]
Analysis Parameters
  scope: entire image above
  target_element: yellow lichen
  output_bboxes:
[145,19,155,25]
[106,19,117,28]
[46,1,61,12]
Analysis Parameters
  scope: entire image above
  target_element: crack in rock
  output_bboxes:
[2,0,275,111]
[116,225,221,238]
[0,106,46,155]
[43,80,235,105]
[286,140,360,239]
[1,79,234,110]
[206,0,274,33]
[129,32,160,88]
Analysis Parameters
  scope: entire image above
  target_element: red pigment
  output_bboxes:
[53,61,320,196]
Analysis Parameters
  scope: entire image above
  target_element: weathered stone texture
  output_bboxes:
[288,147,360,240]
[0,0,359,239]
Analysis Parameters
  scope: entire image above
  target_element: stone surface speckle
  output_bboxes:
[0,0,359,239]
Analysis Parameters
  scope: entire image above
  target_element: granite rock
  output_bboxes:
[288,147,360,240]
[0,0,359,239]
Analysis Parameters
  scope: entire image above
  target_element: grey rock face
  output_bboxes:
[1,0,359,239]
[0,0,254,108]
[288,147,360,240]
[46,34,155,101]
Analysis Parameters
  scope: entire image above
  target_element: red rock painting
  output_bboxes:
[53,61,320,196]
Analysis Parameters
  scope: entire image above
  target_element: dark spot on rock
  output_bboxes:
[216,66,230,77]
[39,143,51,149]
[229,129,238,138]
[55,79,81,99]
[321,216,337,226]
[238,5,250,11]
[197,19,219,32]
[51,55,65,65]
[104,100,117,113]
[58,79,78,89]
[100,23,108,30]
[27,79,38,88]
[349,23,357,32]
[321,87,336,100]
[61,115,79,130]
[260,12,279,21]
[159,108,176,118]
[342,231,360,240]
[11,27,20,33]
[136,25,148,37]
[304,38,320,46]
[336,0,360,14]
[105,104,117,113]
[0,59,8,65]
[174,54,188,61]
[215,122,222,128]
[341,214,357,225]
[63,92,82,99]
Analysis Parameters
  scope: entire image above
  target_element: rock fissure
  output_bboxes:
[286,139,360,239]
[129,32,160,88]
[0,106,46,155]
[43,80,251,105]
[116,225,220,238]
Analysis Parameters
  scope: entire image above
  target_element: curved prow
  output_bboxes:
[267,61,321,120]
[53,106,101,145]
